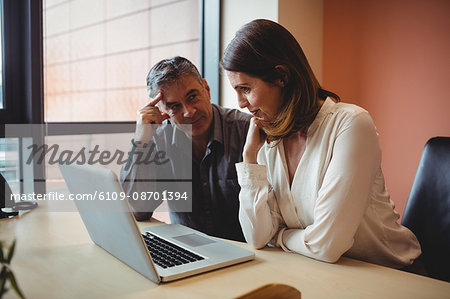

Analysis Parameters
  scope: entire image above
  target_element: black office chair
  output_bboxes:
[402,137,450,282]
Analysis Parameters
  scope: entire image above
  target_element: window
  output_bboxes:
[1,0,219,204]
[0,0,4,109]
[43,0,201,122]
[0,138,20,195]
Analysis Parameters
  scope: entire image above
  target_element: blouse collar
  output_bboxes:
[306,97,335,137]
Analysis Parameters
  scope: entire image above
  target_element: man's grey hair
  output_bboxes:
[146,56,203,98]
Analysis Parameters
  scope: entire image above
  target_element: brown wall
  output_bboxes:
[278,0,323,83]
[323,0,450,217]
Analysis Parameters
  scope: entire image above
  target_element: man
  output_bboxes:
[120,56,250,241]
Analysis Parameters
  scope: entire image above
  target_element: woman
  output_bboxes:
[221,19,421,268]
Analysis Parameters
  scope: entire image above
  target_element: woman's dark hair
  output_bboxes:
[221,19,339,139]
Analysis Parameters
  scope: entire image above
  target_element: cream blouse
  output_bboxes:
[236,98,421,268]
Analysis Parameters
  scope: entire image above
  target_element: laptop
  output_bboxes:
[59,163,255,284]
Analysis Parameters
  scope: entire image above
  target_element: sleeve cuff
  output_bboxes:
[275,227,292,252]
[235,162,268,187]
[131,139,151,152]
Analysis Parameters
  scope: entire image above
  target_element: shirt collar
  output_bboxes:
[307,97,335,136]
[210,104,224,146]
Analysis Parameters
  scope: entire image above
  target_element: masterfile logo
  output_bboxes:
[2,124,193,213]
[26,142,170,169]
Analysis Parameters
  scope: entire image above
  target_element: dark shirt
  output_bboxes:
[120,104,251,241]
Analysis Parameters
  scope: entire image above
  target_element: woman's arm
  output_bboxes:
[236,162,283,248]
[236,117,283,248]
[278,111,381,262]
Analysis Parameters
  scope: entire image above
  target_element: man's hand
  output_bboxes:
[243,117,267,163]
[134,93,169,146]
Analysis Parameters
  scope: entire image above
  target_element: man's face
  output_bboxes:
[159,75,213,139]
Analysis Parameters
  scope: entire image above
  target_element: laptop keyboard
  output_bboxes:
[142,232,205,269]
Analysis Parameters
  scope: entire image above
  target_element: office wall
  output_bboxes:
[278,0,323,83]
[220,0,278,109]
[220,0,324,109]
[323,0,450,217]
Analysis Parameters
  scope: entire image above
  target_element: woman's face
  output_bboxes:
[226,71,283,122]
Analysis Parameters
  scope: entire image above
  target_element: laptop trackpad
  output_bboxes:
[173,233,216,247]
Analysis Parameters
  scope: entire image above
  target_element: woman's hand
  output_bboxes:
[243,117,267,163]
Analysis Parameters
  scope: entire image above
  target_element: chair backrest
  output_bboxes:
[402,137,450,282]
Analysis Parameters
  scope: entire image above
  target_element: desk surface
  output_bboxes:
[1,203,449,299]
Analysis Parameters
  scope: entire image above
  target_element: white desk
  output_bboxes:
[1,203,449,299]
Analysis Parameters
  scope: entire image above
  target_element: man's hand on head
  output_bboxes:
[134,93,169,146]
